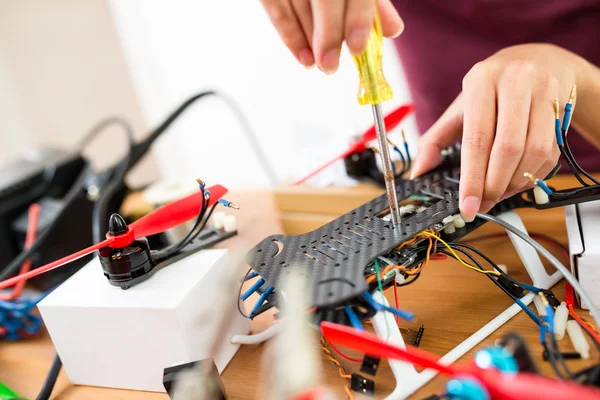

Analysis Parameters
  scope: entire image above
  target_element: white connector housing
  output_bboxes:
[532,186,549,205]
[452,214,465,229]
[224,215,237,232]
[212,211,226,229]
[554,302,569,340]
[442,216,455,234]
[38,249,249,392]
[566,320,590,359]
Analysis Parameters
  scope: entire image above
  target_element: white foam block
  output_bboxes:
[38,249,249,392]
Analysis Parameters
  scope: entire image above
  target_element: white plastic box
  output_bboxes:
[565,202,600,310]
[38,249,249,392]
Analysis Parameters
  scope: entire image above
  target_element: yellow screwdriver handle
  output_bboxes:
[352,12,393,105]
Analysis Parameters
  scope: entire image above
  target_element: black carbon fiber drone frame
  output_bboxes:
[245,147,533,316]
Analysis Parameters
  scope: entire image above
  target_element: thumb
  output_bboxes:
[410,95,464,179]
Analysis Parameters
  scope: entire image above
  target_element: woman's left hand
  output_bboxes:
[411,43,588,221]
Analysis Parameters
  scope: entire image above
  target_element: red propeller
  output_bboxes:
[292,104,414,186]
[320,322,600,400]
[0,184,227,290]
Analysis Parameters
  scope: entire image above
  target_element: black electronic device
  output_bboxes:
[245,144,533,322]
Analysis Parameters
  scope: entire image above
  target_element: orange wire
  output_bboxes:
[567,305,600,344]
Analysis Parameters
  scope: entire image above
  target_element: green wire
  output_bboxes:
[0,381,21,400]
[373,258,390,340]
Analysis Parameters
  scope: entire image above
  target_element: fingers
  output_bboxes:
[410,94,464,178]
[377,0,404,37]
[261,0,315,67]
[507,75,560,198]
[311,0,346,73]
[479,63,532,212]
[345,0,374,55]
[459,63,497,222]
[291,0,314,49]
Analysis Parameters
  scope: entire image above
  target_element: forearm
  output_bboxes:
[572,56,600,150]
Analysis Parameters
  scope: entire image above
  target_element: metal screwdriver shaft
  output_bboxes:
[352,11,401,227]
[372,104,401,226]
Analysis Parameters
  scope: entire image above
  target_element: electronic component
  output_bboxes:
[413,325,425,348]
[553,302,569,340]
[360,355,381,376]
[566,320,590,359]
[350,373,374,395]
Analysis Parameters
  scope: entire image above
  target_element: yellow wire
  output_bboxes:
[420,231,501,276]
[320,338,354,399]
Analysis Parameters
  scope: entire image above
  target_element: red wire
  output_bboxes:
[564,282,600,344]
[0,204,40,300]
[327,337,363,363]
[393,282,400,325]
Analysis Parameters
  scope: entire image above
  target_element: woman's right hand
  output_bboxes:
[260,0,403,73]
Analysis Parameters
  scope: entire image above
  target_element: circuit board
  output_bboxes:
[245,147,533,315]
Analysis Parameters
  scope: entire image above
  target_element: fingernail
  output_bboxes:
[390,23,405,39]
[297,48,315,68]
[347,28,370,54]
[479,200,495,212]
[460,196,480,223]
[321,49,340,74]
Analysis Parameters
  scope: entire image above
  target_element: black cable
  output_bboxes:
[112,91,278,186]
[0,165,91,281]
[451,242,515,282]
[36,354,62,400]
[85,118,135,243]
[562,132,600,186]
[559,146,590,187]
[549,330,575,380]
[544,341,566,380]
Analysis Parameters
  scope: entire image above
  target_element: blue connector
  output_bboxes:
[535,180,553,195]
[345,305,364,331]
[561,103,573,132]
[249,286,274,318]
[362,291,415,321]
[217,198,240,210]
[539,323,548,344]
[555,119,563,146]
[240,278,265,301]
[244,271,259,281]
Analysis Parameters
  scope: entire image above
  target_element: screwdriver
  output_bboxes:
[352,11,402,227]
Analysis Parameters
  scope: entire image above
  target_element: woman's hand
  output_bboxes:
[410,44,589,221]
[260,0,403,73]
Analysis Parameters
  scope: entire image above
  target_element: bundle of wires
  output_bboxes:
[527,85,600,195]
[387,129,411,178]
[0,290,53,341]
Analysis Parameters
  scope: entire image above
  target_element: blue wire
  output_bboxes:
[345,305,364,331]
[249,286,274,318]
[361,291,415,321]
[240,278,265,301]
[517,282,542,293]
[514,298,543,327]
[0,290,54,341]
[403,142,411,168]
[392,145,406,173]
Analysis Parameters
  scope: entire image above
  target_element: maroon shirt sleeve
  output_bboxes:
[392,0,600,172]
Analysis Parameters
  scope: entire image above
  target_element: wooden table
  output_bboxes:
[1,180,597,399]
